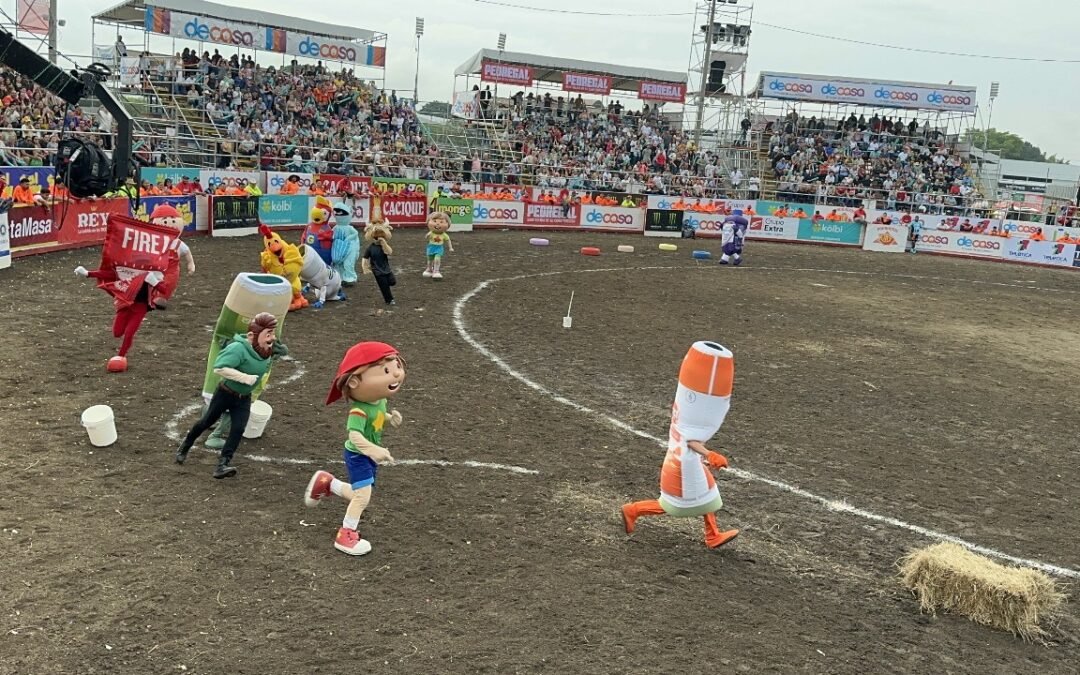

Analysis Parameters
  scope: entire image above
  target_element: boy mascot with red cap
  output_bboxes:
[621,341,740,549]
[74,204,196,372]
[303,342,405,556]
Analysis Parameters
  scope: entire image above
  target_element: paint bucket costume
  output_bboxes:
[422,212,454,280]
[621,341,740,549]
[202,273,293,450]
[176,313,286,479]
[303,342,406,556]
[361,219,396,306]
[259,224,306,311]
[300,243,345,308]
[719,210,747,266]
[74,207,195,372]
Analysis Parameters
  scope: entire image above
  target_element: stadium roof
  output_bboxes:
[455,49,687,91]
[92,0,380,43]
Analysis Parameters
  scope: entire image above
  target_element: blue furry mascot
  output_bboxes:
[331,206,361,287]
[719,210,748,266]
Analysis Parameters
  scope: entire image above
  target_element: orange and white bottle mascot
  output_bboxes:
[621,341,740,548]
[259,224,306,311]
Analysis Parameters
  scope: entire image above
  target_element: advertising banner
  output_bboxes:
[746,216,800,242]
[480,59,533,86]
[1001,219,1049,239]
[323,196,371,225]
[797,219,864,246]
[265,171,314,195]
[1,166,53,197]
[283,32,361,64]
[482,183,530,201]
[257,195,310,227]
[140,166,198,187]
[0,213,10,269]
[16,0,50,34]
[523,203,579,227]
[863,223,910,253]
[915,231,1004,259]
[430,181,478,197]
[431,198,474,232]
[644,209,683,238]
[378,195,428,225]
[452,90,481,120]
[645,195,752,214]
[371,177,428,197]
[756,200,812,219]
[7,205,55,248]
[210,196,261,236]
[119,56,141,85]
[580,206,643,232]
[57,198,129,245]
[132,195,198,233]
[563,72,612,95]
[145,7,261,49]
[1003,239,1077,268]
[638,80,686,103]
[199,169,261,192]
[758,71,977,113]
[315,174,371,197]
[472,200,523,226]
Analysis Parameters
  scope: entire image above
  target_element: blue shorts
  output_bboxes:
[426,244,445,258]
[344,449,377,488]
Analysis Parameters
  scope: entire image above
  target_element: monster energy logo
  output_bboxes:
[213,197,260,229]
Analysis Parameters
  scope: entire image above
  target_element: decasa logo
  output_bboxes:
[474,206,519,220]
[874,87,919,102]
[927,91,972,106]
[956,236,1000,250]
[585,210,633,225]
[685,215,723,231]
[184,19,255,46]
[769,79,812,94]
[270,174,312,188]
[298,37,357,62]
[920,234,950,245]
[820,84,865,97]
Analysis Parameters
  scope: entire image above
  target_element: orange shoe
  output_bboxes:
[621,504,637,534]
[706,528,739,549]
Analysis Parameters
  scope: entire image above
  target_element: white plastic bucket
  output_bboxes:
[243,400,273,439]
[81,405,117,447]
[563,316,573,329]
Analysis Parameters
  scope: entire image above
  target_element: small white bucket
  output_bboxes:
[81,405,117,447]
[243,400,273,439]
[562,316,573,329]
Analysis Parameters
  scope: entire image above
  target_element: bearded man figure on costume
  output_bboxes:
[303,342,405,556]
[622,341,740,549]
[74,205,195,372]
[175,313,285,479]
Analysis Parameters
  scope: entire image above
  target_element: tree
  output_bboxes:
[419,100,451,116]
[966,128,1069,164]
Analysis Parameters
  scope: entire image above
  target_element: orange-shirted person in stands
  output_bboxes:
[1031,228,1046,241]
[12,176,45,206]
[280,175,302,195]
[139,180,160,197]
[49,179,72,201]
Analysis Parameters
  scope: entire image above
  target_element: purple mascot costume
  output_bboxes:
[720,209,748,266]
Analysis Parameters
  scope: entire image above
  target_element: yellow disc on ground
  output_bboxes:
[659,243,678,252]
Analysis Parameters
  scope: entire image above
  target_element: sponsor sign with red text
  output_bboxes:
[746,216,800,242]
[378,195,428,225]
[915,231,1004,259]
[480,59,533,86]
[563,72,611,95]
[472,200,523,226]
[580,206,643,232]
[523,203,579,227]
[57,199,129,245]
[638,80,686,103]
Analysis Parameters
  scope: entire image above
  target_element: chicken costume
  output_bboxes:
[74,206,195,372]
[622,341,740,549]
[303,342,406,556]
[259,224,306,311]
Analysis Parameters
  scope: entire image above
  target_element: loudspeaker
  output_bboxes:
[707,60,727,94]
[0,28,86,104]
[55,138,115,198]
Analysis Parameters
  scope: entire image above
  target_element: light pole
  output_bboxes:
[414,17,425,108]
[693,0,718,146]
[47,0,59,64]
[983,81,999,155]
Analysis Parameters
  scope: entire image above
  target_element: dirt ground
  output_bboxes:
[1,228,1078,674]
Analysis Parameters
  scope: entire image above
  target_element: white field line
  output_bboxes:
[451,266,1080,579]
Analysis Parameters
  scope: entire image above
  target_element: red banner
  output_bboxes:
[480,59,533,86]
[57,198,130,245]
[94,215,180,307]
[314,174,372,197]
[16,0,50,35]
[7,205,56,248]
[638,80,686,103]
[563,72,611,95]
[524,203,580,227]
[377,195,428,225]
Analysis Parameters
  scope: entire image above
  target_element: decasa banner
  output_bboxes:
[915,231,1003,259]
[265,171,314,195]
[580,206,643,232]
[145,6,260,48]
[758,71,977,113]
[472,200,522,226]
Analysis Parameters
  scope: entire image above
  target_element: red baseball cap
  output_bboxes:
[150,204,181,220]
[326,342,402,405]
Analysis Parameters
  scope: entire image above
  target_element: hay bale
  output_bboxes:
[899,542,1066,641]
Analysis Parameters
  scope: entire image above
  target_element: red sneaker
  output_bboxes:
[304,470,334,507]
[334,528,372,556]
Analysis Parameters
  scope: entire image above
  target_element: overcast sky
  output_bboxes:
[36,0,1080,161]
